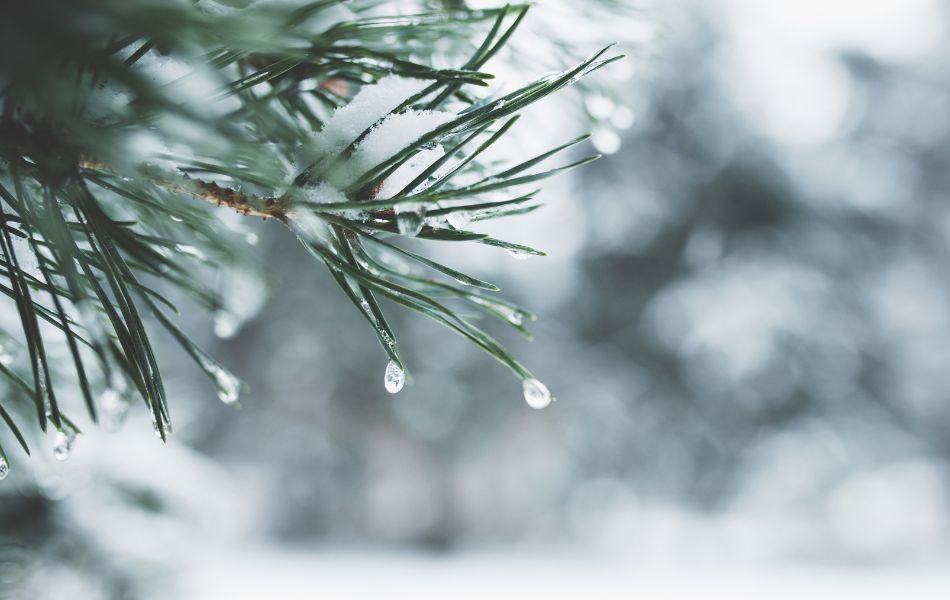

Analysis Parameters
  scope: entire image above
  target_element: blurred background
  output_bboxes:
[4,0,950,597]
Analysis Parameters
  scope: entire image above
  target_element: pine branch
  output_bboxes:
[0,0,623,472]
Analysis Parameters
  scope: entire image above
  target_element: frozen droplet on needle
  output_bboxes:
[522,378,552,409]
[52,429,77,461]
[384,360,405,394]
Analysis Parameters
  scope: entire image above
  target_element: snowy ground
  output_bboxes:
[177,548,950,600]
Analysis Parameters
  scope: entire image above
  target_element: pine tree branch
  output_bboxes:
[0,0,627,467]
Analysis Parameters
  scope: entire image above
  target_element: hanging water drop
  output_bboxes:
[212,366,241,405]
[0,456,9,480]
[99,388,129,432]
[384,360,405,394]
[506,249,532,260]
[152,414,172,439]
[522,378,552,409]
[395,203,425,236]
[52,429,77,461]
[198,355,241,405]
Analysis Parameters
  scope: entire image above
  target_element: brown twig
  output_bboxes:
[77,157,289,221]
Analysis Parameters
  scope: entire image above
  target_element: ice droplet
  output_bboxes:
[522,378,552,409]
[99,388,129,432]
[395,203,425,236]
[506,249,532,260]
[384,360,405,394]
[0,456,9,480]
[52,429,77,461]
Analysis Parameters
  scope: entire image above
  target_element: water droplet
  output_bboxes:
[52,429,77,461]
[212,366,241,405]
[506,249,532,260]
[152,414,172,439]
[395,203,425,236]
[99,388,129,432]
[522,378,552,409]
[213,309,240,339]
[0,456,9,480]
[504,310,523,326]
[384,360,405,394]
[37,364,52,419]
[198,355,241,405]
